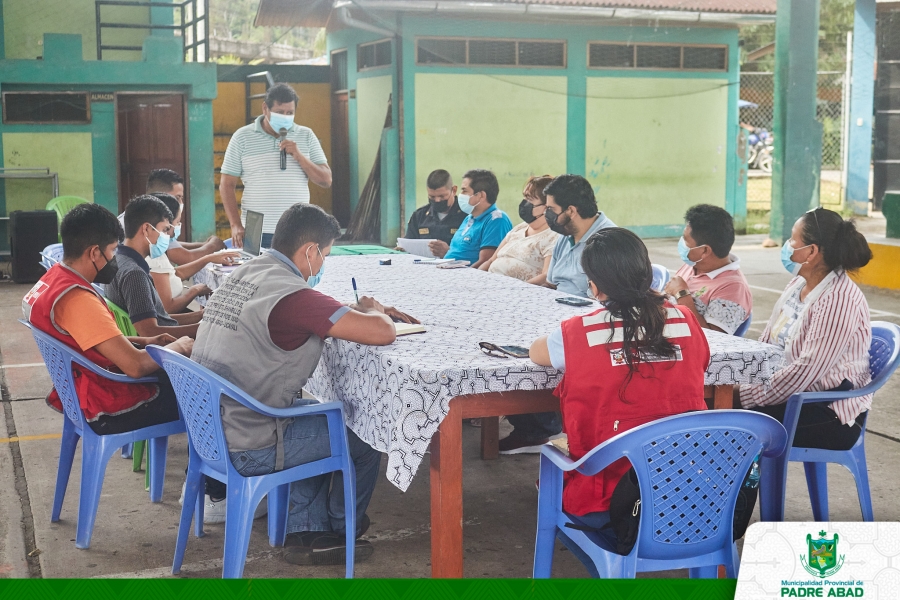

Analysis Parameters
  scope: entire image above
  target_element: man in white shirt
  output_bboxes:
[219,83,332,248]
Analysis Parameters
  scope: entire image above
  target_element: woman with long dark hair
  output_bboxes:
[530,228,710,569]
[737,207,873,450]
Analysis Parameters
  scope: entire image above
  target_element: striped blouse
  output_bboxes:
[739,270,872,425]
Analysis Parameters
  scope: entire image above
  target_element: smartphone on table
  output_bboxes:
[555,296,593,307]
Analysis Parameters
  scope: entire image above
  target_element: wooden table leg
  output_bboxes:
[713,385,734,410]
[430,403,464,578]
[480,416,499,460]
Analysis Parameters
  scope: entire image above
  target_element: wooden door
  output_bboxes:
[116,93,189,237]
[331,92,351,226]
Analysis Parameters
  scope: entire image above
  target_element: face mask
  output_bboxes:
[430,200,449,213]
[518,199,541,224]
[92,251,119,285]
[146,225,170,260]
[173,224,182,240]
[781,240,811,275]
[268,111,294,132]
[459,193,484,215]
[306,245,325,288]
[544,206,570,235]
[678,237,706,267]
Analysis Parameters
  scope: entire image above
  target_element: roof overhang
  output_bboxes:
[256,0,775,28]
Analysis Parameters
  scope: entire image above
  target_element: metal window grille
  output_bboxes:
[416,38,565,67]
[95,0,208,62]
[358,40,392,71]
[683,46,727,70]
[2,92,91,124]
[331,51,348,91]
[636,45,681,69]
[518,41,566,67]
[589,43,634,68]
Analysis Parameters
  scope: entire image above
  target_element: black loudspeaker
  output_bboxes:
[10,210,58,284]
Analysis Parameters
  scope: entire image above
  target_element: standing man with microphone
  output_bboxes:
[220,83,332,248]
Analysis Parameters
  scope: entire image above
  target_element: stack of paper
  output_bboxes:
[397,238,437,258]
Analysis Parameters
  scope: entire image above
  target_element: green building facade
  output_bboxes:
[312,6,773,245]
[0,0,217,253]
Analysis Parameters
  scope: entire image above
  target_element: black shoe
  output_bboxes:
[283,532,374,566]
[356,514,371,538]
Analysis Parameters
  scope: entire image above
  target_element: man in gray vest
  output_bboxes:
[192,203,415,566]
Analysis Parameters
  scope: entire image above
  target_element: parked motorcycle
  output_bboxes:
[747,128,773,173]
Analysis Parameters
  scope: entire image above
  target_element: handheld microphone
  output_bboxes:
[279,128,288,170]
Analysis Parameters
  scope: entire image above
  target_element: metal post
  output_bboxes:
[846,0,877,216]
[840,32,852,205]
[770,0,823,243]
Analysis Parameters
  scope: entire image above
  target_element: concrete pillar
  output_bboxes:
[770,0,823,242]
[846,0,876,215]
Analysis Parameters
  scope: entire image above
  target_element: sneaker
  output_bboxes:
[178,482,266,523]
[499,432,552,455]
[283,532,374,566]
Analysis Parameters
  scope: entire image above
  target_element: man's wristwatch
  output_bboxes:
[674,289,692,300]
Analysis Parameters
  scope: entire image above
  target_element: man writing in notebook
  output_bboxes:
[192,203,416,566]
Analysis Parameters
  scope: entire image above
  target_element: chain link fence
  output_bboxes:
[740,72,846,216]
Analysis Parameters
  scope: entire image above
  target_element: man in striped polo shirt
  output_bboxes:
[220,83,332,248]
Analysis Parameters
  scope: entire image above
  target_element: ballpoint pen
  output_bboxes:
[352,277,360,304]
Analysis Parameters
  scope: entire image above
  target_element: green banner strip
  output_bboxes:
[0,579,736,599]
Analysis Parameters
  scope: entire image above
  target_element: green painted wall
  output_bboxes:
[584,77,729,232]
[356,75,394,197]
[4,0,149,61]
[414,73,567,220]
[2,132,94,210]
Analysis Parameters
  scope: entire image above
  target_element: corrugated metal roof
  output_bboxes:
[255,0,775,27]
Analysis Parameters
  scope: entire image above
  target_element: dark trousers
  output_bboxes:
[506,412,562,441]
[753,402,865,451]
[87,373,227,499]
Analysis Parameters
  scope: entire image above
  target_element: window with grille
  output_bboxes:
[2,92,91,124]
[331,50,348,91]
[588,43,727,71]
[416,38,566,67]
[357,40,392,71]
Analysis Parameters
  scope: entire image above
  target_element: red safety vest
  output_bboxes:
[556,303,710,515]
[22,263,158,421]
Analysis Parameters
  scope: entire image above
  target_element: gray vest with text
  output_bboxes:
[191,253,324,458]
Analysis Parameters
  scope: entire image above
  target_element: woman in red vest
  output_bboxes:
[530,228,710,570]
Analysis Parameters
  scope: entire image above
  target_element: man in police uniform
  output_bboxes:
[402,169,466,245]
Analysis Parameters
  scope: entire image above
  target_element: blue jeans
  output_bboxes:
[507,412,562,441]
[558,511,617,578]
[229,415,381,534]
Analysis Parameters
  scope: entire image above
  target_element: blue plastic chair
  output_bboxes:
[39,243,64,272]
[146,344,358,579]
[734,315,752,338]
[759,321,900,522]
[533,410,787,579]
[650,264,670,292]
[21,321,185,549]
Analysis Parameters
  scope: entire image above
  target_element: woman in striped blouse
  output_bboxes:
[737,207,873,450]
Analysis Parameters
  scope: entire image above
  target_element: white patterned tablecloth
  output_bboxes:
[196,254,783,492]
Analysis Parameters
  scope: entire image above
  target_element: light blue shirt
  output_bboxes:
[445,204,513,263]
[546,212,616,297]
[547,325,566,370]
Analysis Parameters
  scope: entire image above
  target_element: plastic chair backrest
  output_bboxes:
[146,346,250,475]
[575,411,787,560]
[650,264,670,293]
[40,243,64,271]
[868,322,900,388]
[105,299,137,337]
[46,196,89,231]
[23,322,86,428]
[734,315,752,338]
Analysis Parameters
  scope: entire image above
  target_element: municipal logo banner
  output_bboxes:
[737,522,900,599]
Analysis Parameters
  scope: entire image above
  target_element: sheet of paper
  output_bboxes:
[397,238,438,258]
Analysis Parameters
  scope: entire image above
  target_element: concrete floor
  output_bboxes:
[0,232,898,579]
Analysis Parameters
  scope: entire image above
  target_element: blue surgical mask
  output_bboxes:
[678,237,706,267]
[146,225,170,259]
[458,194,477,215]
[780,240,811,275]
[306,245,325,288]
[173,224,182,240]
[268,111,294,132]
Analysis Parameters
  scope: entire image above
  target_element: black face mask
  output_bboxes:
[518,199,544,224]
[430,200,449,213]
[93,251,119,285]
[544,206,571,235]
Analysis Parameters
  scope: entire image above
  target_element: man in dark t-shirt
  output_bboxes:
[403,169,466,245]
